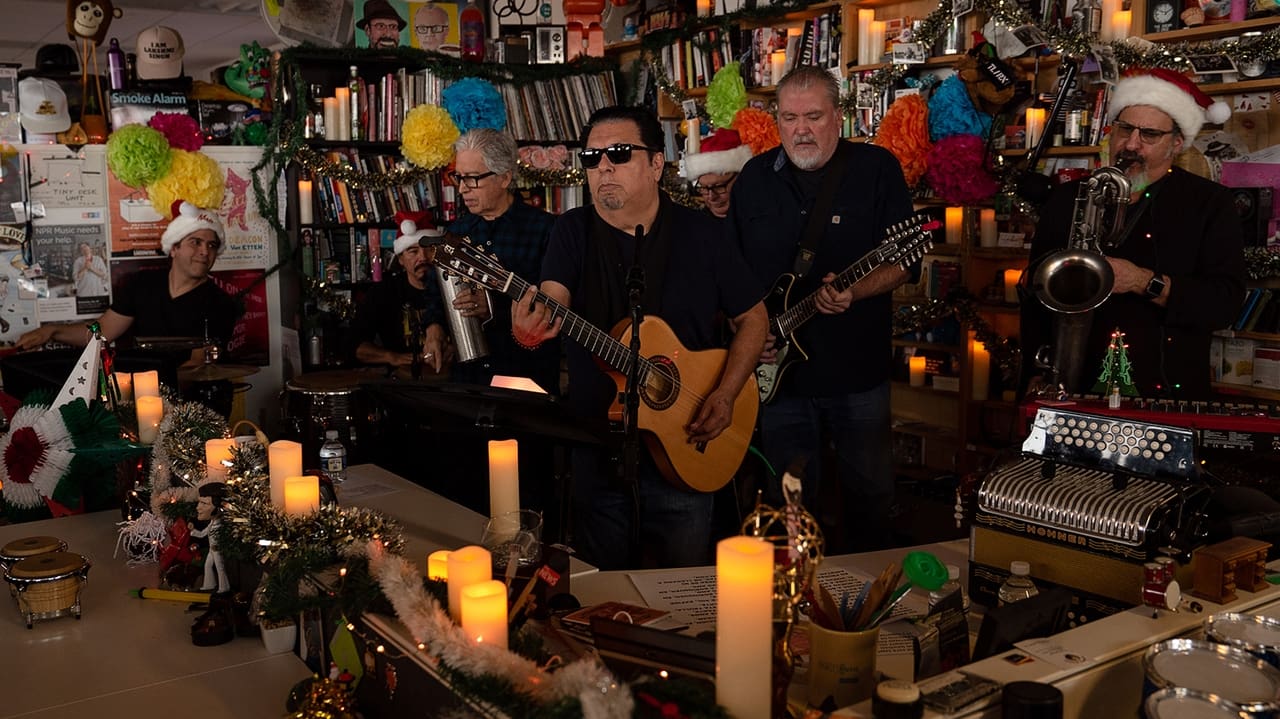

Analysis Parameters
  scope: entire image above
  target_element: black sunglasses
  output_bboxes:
[579,143,663,169]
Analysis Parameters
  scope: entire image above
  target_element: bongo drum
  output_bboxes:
[4,551,91,628]
[0,536,66,575]
[1208,613,1280,669]
[1145,687,1251,718]
[1144,638,1280,716]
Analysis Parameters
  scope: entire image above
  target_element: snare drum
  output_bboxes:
[1144,638,1280,716]
[0,536,66,575]
[282,370,380,466]
[4,551,91,628]
[1208,613,1280,668]
[1145,687,1250,718]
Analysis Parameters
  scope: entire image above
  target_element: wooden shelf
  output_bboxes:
[604,38,642,53]
[1211,382,1280,401]
[1197,77,1280,96]
[1214,329,1280,342]
[1143,15,1280,43]
[999,145,1101,157]
[847,53,963,73]
[925,244,962,256]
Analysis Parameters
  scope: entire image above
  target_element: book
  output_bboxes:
[1244,289,1274,332]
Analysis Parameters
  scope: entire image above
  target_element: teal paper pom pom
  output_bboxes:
[442,78,507,134]
[106,125,173,188]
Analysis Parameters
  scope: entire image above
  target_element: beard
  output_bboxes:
[787,135,824,170]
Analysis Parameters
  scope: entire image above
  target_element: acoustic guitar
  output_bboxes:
[434,236,758,493]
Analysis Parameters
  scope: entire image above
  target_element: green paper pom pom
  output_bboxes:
[106,125,173,188]
[706,63,747,130]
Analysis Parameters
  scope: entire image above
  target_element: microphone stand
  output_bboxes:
[622,224,645,565]
[1015,57,1078,206]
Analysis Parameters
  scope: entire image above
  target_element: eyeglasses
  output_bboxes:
[579,143,663,169]
[695,176,736,196]
[368,21,401,32]
[415,24,447,33]
[1112,120,1176,145]
[448,171,495,188]
[183,236,222,253]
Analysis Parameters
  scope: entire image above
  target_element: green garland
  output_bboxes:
[303,276,358,321]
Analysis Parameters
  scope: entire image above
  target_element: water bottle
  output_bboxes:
[997,561,1039,607]
[928,563,970,613]
[319,429,347,482]
[107,38,126,90]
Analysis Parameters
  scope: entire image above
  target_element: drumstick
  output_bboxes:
[131,587,212,604]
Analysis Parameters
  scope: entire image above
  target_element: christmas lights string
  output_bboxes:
[894,289,1020,383]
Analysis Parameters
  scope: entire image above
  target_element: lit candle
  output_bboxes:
[858,9,875,65]
[770,50,786,86]
[1111,10,1131,40]
[488,440,520,521]
[323,97,339,141]
[869,21,887,65]
[909,355,927,387]
[447,545,492,622]
[297,179,313,225]
[428,550,451,581]
[283,475,320,516]
[972,339,990,401]
[205,438,236,480]
[715,536,772,719]
[1004,269,1022,304]
[979,209,997,248]
[136,396,163,445]
[268,440,303,509]
[133,370,160,400]
[114,372,133,403]
[1100,0,1121,40]
[697,0,712,17]
[685,119,700,156]
[945,207,963,245]
[334,88,351,141]
[460,580,509,650]
[1025,107,1046,149]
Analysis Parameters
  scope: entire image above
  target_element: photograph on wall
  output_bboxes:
[106,169,166,256]
[357,0,409,48]
[30,209,110,322]
[0,248,39,350]
[26,144,107,211]
[204,147,275,271]
[279,0,354,47]
[409,1,460,52]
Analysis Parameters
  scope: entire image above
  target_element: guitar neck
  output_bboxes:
[776,249,882,336]
[501,275,637,375]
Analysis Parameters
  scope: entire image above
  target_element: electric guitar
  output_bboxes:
[757,214,938,405]
[434,236,758,494]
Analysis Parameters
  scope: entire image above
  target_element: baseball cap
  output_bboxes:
[136,26,184,80]
[18,77,71,135]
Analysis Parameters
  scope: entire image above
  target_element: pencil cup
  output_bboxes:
[807,622,879,709]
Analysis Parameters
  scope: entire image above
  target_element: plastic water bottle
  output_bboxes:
[997,561,1039,607]
[319,429,347,482]
[928,563,970,612]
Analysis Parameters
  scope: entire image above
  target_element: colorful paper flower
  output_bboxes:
[106,124,173,188]
[874,94,932,187]
[925,134,999,205]
[400,105,460,170]
[147,149,226,217]
[441,78,507,134]
[706,62,747,129]
[149,111,204,151]
[928,75,992,142]
[732,107,780,156]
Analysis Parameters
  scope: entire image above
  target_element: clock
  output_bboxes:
[1147,0,1178,32]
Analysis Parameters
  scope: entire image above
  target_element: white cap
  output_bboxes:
[18,77,70,135]
[947,564,960,581]
[136,26,184,80]
[1010,560,1031,576]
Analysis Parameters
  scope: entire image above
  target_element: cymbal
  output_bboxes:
[178,363,260,382]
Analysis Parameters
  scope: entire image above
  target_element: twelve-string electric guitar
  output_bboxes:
[757,214,938,404]
[434,236,757,493]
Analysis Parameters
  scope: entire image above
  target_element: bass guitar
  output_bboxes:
[757,214,938,404]
[434,236,757,493]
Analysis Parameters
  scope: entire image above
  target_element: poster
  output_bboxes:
[355,0,460,52]
[106,168,165,256]
[204,146,273,271]
[26,144,107,211]
[0,248,39,349]
[30,208,110,322]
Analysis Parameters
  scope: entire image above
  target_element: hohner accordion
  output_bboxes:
[970,407,1209,615]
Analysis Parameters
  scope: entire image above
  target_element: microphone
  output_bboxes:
[627,225,645,296]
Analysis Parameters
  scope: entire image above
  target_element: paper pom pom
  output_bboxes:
[401,105,460,170]
[928,75,991,142]
[147,150,225,218]
[441,78,507,134]
[732,107,780,156]
[106,125,173,188]
[148,112,204,151]
[873,94,932,187]
[706,63,747,129]
[925,134,999,205]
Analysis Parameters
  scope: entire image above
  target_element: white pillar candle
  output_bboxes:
[972,339,991,401]
[945,207,963,245]
[447,545,492,622]
[323,97,339,141]
[205,438,236,467]
[697,0,712,17]
[869,21,886,65]
[715,536,773,719]
[268,440,303,509]
[979,209,998,248]
[1100,0,1121,41]
[136,396,163,445]
[488,440,520,521]
[114,372,133,403]
[1025,107,1046,149]
[334,88,351,141]
[909,355,927,387]
[427,550,451,581]
[1111,10,1131,40]
[770,51,786,86]
[297,179,313,225]
[1004,269,1022,304]
[857,9,875,65]
[461,580,509,650]
[133,370,160,400]
[685,119,700,156]
[283,475,320,516]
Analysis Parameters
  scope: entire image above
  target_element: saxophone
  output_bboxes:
[1028,160,1132,393]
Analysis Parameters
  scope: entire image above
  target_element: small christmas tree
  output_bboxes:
[1092,327,1139,396]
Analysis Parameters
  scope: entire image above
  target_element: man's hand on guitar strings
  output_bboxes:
[687,391,734,443]
[510,286,562,347]
[814,272,854,314]
[758,333,779,365]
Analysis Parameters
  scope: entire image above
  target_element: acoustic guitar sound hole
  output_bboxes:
[642,357,679,411]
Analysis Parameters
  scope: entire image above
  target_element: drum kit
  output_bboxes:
[138,337,260,421]
[1,535,90,629]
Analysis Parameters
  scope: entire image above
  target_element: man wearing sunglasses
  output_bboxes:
[511,105,768,570]
[1021,69,1245,400]
[729,65,917,554]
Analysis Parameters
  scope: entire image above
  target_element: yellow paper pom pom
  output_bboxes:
[401,105,460,170]
[148,149,225,217]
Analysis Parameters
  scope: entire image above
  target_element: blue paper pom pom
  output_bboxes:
[442,78,507,134]
[928,75,991,142]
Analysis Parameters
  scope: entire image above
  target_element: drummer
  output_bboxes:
[15,200,241,361]
[352,211,449,375]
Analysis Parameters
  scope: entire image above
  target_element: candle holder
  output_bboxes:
[481,509,544,570]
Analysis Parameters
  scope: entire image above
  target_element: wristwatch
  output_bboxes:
[1144,273,1167,300]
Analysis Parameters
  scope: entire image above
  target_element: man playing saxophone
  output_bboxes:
[1021,69,1246,400]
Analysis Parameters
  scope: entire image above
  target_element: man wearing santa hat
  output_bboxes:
[16,200,240,354]
[682,129,752,219]
[353,211,449,375]
[1021,68,1246,399]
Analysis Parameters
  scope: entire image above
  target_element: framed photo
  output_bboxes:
[891,42,926,64]
[681,99,700,120]
[1092,44,1119,84]
[1011,24,1048,48]
[953,0,975,18]
[1187,53,1236,75]
[855,82,876,110]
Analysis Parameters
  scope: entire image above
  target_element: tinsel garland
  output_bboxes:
[147,399,230,518]
[894,289,1018,382]
[1245,247,1280,280]
[304,276,357,321]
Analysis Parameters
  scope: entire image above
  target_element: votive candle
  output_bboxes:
[697,0,712,17]
[283,475,320,516]
[447,546,492,622]
[909,355,927,387]
[136,396,163,445]
[428,550,451,581]
[461,580,509,650]
[1004,269,1022,303]
[268,440,303,509]
[133,370,160,399]
[945,207,963,245]
[715,536,772,719]
[114,372,133,403]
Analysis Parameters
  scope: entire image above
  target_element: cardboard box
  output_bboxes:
[1254,346,1280,390]
[1221,338,1257,385]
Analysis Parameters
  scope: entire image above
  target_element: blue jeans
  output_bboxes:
[570,448,714,570]
[760,382,894,552]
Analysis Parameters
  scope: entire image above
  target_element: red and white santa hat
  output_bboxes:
[394,210,444,256]
[682,128,754,181]
[1108,68,1230,143]
[161,200,225,255]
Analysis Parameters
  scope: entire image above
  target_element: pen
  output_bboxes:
[130,587,212,604]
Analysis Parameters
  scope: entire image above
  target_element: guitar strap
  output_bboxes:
[791,142,850,279]
[581,193,674,331]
